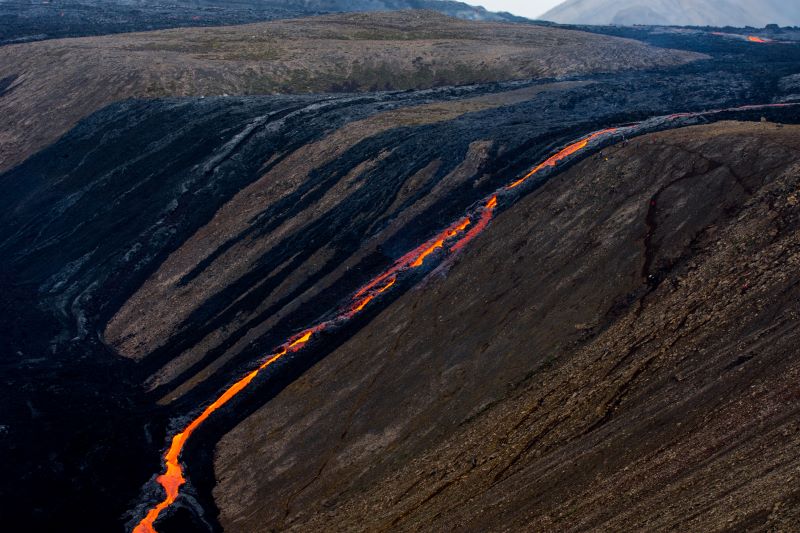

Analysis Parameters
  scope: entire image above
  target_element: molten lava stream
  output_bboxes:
[711,32,770,44]
[133,103,798,532]
[132,126,619,533]
[506,129,618,190]
[451,196,497,253]
[132,331,314,533]
[132,211,483,533]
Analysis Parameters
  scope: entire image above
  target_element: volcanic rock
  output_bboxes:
[213,121,800,532]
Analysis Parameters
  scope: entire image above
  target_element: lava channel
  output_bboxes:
[131,102,799,532]
[132,202,488,533]
[506,129,618,190]
[710,31,771,43]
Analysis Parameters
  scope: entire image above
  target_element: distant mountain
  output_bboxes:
[541,0,800,27]
[0,0,526,45]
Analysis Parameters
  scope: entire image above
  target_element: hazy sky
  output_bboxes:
[463,0,565,19]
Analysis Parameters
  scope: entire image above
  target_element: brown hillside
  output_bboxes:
[0,10,702,173]
[213,121,800,532]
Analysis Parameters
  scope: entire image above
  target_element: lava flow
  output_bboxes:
[133,328,318,533]
[711,32,772,44]
[132,198,486,533]
[506,129,618,190]
[132,102,799,532]
[131,129,577,533]
[452,196,497,253]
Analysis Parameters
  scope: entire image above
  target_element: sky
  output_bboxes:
[463,0,566,19]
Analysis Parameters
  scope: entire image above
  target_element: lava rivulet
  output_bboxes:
[347,277,396,316]
[131,102,800,532]
[506,129,618,190]
[712,31,774,44]
[451,196,498,253]
[411,218,472,268]
[351,216,473,302]
[131,211,481,533]
[132,328,317,533]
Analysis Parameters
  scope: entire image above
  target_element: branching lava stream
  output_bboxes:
[131,102,798,532]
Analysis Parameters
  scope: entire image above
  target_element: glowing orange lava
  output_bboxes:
[451,196,498,253]
[134,103,799,532]
[352,217,473,302]
[131,213,480,532]
[132,329,316,533]
[133,121,615,533]
[348,277,396,316]
[506,129,617,190]
[411,218,472,268]
[711,32,770,43]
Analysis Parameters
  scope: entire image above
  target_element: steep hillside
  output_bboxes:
[4,62,796,529]
[0,0,524,45]
[0,10,702,173]
[542,0,800,27]
[214,121,800,532]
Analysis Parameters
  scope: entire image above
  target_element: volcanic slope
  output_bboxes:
[99,69,764,410]
[214,121,800,532]
[0,10,703,172]
[3,63,794,530]
[3,28,799,529]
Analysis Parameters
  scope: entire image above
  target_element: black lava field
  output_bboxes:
[1,29,800,532]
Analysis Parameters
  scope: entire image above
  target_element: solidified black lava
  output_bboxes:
[1,32,800,532]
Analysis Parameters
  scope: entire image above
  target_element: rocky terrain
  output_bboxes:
[0,10,702,172]
[542,0,800,27]
[1,7,800,533]
[0,0,523,45]
[214,120,800,532]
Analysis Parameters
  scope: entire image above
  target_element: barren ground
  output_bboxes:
[0,10,702,172]
[214,121,800,532]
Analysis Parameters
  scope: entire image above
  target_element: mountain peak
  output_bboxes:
[542,0,800,27]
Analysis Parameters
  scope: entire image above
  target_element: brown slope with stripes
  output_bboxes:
[104,81,587,403]
[213,121,800,532]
